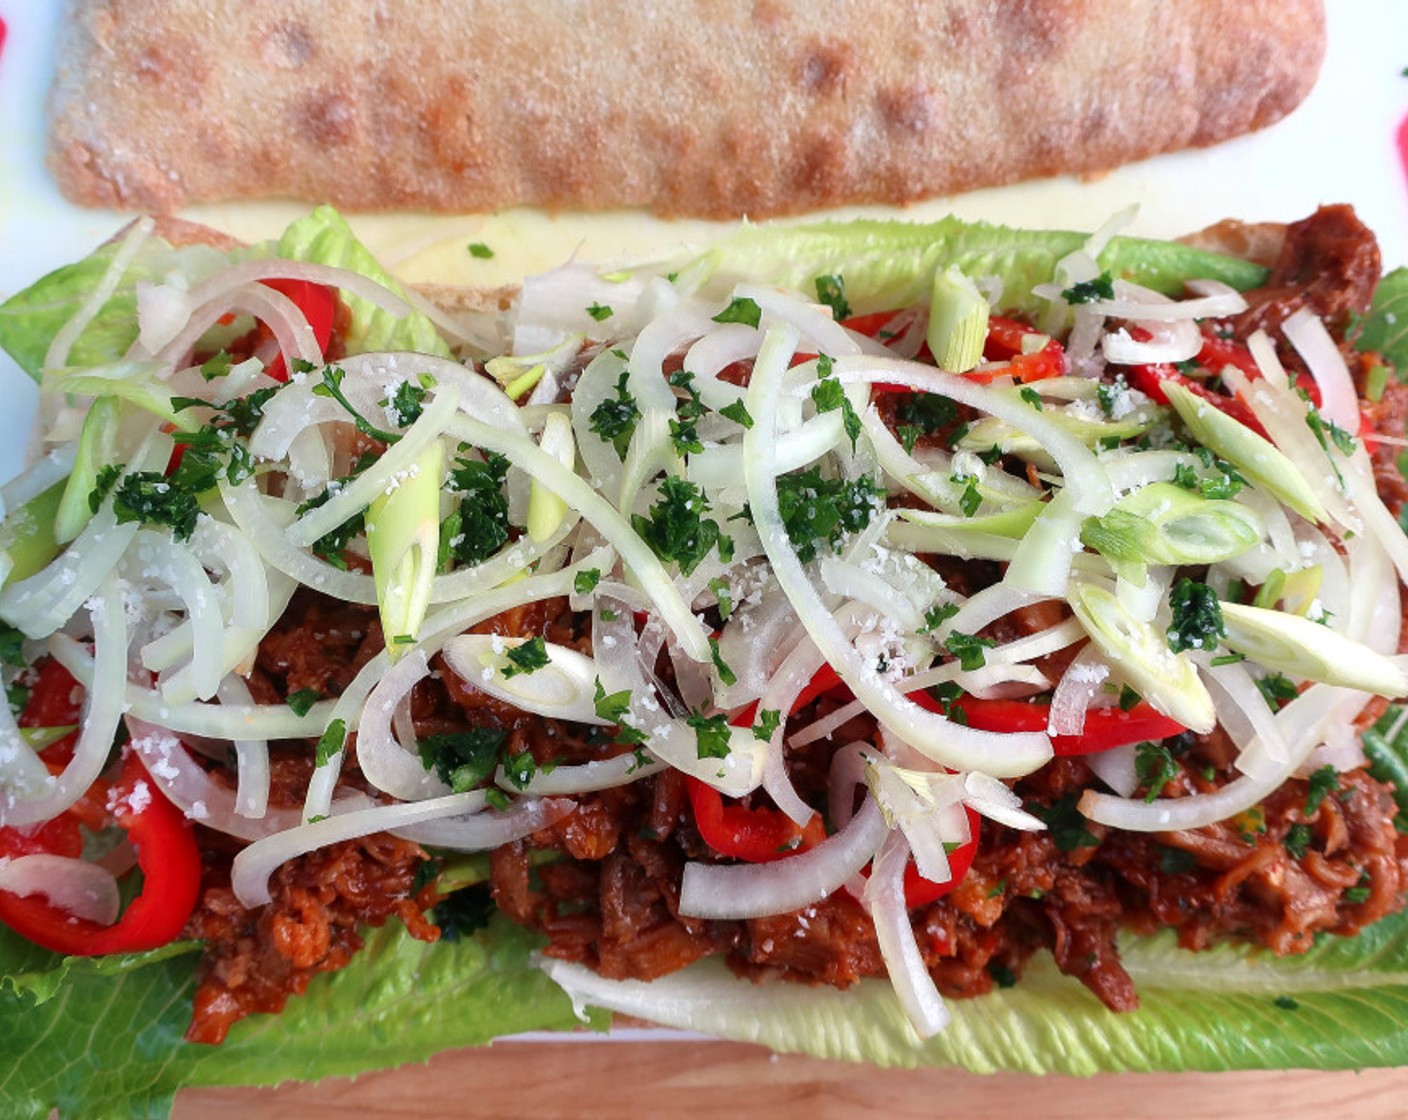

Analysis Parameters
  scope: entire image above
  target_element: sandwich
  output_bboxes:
[1,202,1407,1119]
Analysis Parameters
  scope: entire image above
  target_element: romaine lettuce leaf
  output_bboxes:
[683,217,1269,319]
[0,236,228,381]
[276,206,452,359]
[0,915,596,1120]
[1356,266,1408,371]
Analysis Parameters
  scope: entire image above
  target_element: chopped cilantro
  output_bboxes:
[814,274,851,321]
[687,710,732,759]
[589,370,641,460]
[810,361,862,449]
[285,688,321,717]
[708,577,733,619]
[467,242,495,259]
[1061,272,1114,304]
[631,476,732,575]
[418,727,509,792]
[586,302,613,322]
[954,475,982,518]
[574,568,602,595]
[1118,684,1141,711]
[502,636,549,678]
[485,787,511,811]
[315,719,347,767]
[896,392,958,436]
[1019,386,1043,411]
[593,678,633,724]
[1134,741,1179,802]
[1306,406,1358,457]
[1166,578,1225,653]
[752,709,782,742]
[713,296,762,329]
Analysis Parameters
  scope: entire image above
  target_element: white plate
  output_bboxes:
[2,0,1406,490]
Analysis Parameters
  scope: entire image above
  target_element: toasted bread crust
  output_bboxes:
[48,0,1324,219]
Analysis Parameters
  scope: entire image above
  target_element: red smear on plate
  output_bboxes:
[0,17,7,62]
[1399,112,1408,195]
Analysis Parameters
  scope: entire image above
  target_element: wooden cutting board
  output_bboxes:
[172,1040,1408,1119]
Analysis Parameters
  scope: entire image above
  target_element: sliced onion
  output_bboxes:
[392,796,576,850]
[231,789,493,907]
[356,649,449,801]
[1283,308,1359,431]
[862,829,950,1039]
[0,853,120,923]
[441,635,607,725]
[1048,648,1110,736]
[216,674,271,819]
[679,797,887,919]
[1101,318,1201,365]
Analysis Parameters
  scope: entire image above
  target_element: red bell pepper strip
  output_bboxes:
[0,750,203,956]
[258,278,338,382]
[981,316,1065,383]
[898,807,981,907]
[933,694,1186,756]
[17,659,83,764]
[685,777,826,863]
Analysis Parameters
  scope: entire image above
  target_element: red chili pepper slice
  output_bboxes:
[0,750,203,956]
[259,279,338,382]
[898,807,981,907]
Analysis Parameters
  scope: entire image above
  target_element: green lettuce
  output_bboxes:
[1357,266,1408,371]
[0,236,229,381]
[0,915,596,1120]
[276,206,452,358]
[682,217,1269,319]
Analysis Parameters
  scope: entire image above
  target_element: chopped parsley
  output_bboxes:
[1158,846,1197,874]
[296,489,365,570]
[1019,386,1044,411]
[89,463,124,513]
[502,636,549,678]
[315,719,347,767]
[944,631,993,671]
[1134,741,1180,803]
[1255,671,1300,711]
[0,625,24,669]
[593,678,633,725]
[810,358,862,449]
[199,350,233,381]
[285,688,321,718]
[988,963,1018,989]
[687,710,732,759]
[588,371,641,460]
[109,472,204,541]
[921,602,960,633]
[771,468,883,563]
[953,474,982,518]
[814,274,851,321]
[709,637,737,687]
[668,370,708,455]
[1061,272,1114,304]
[467,242,495,259]
[574,568,602,595]
[586,302,614,322]
[308,362,402,443]
[1172,449,1246,500]
[719,400,754,429]
[632,476,732,575]
[442,451,513,568]
[1283,822,1313,860]
[1345,873,1372,904]
[382,381,428,427]
[1027,793,1100,852]
[1304,765,1339,816]
[1117,684,1141,711]
[752,708,782,742]
[708,577,733,619]
[502,750,540,789]
[418,727,509,792]
[1273,996,1300,1011]
[1166,578,1225,653]
[434,885,495,940]
[712,296,762,329]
